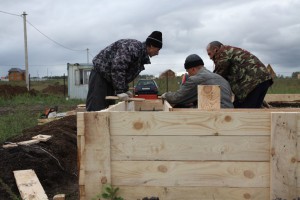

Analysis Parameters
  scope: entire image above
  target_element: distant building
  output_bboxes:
[159,69,176,79]
[67,63,92,99]
[298,74,300,79]
[8,68,26,81]
[266,64,276,78]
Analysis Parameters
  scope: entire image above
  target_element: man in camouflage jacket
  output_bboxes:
[206,41,273,108]
[161,54,234,108]
[86,31,163,111]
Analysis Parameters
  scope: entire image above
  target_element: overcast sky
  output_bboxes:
[1,0,299,78]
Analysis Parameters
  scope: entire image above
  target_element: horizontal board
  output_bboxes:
[134,99,163,111]
[111,161,269,187]
[265,94,300,102]
[111,135,270,161]
[116,186,269,200]
[109,111,270,136]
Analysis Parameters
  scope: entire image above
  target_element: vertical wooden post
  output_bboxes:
[197,85,220,110]
[270,112,298,200]
[77,112,111,200]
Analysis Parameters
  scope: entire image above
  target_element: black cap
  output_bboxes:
[184,54,204,69]
[146,31,163,49]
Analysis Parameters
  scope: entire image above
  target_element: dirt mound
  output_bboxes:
[0,115,78,200]
[0,85,28,98]
[42,85,67,95]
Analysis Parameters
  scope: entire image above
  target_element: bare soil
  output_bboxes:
[0,115,78,199]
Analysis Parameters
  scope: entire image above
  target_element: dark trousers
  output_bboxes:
[233,79,273,108]
[86,69,115,111]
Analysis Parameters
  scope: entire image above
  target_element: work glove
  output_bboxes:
[126,91,133,98]
[117,93,129,101]
[161,92,167,99]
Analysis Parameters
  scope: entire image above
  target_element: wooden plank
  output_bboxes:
[32,134,52,142]
[105,96,145,101]
[134,99,163,111]
[53,194,65,200]
[111,161,269,187]
[13,169,48,200]
[116,186,269,200]
[17,139,40,146]
[270,112,298,200]
[109,111,270,136]
[198,85,220,110]
[265,94,300,102]
[111,135,270,161]
[79,112,111,200]
[103,101,135,111]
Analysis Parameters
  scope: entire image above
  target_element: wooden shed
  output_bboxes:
[67,63,92,99]
[77,89,300,200]
[159,69,176,79]
[8,68,25,81]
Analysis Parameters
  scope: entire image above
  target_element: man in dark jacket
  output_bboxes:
[86,31,163,111]
[206,41,273,108]
[161,54,233,108]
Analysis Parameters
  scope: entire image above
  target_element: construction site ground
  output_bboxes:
[0,84,299,200]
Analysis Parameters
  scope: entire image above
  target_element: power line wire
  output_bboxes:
[25,19,86,52]
[0,10,21,17]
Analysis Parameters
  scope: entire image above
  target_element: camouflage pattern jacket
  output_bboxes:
[213,45,272,101]
[93,39,150,94]
[165,67,234,108]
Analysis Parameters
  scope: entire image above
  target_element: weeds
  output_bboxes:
[92,184,124,200]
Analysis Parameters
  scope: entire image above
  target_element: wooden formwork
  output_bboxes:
[77,96,300,200]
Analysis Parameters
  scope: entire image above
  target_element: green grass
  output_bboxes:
[0,93,84,143]
[268,78,300,94]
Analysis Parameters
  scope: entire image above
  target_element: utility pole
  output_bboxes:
[22,11,29,90]
[87,48,89,64]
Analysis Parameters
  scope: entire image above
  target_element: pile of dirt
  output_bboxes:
[0,84,67,98]
[0,115,79,199]
[42,85,67,95]
[0,85,33,98]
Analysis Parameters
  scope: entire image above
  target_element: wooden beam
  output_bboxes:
[13,169,48,200]
[117,186,269,200]
[78,112,111,200]
[112,161,269,187]
[109,111,270,136]
[270,112,298,200]
[198,85,220,110]
[111,135,270,161]
[265,94,300,102]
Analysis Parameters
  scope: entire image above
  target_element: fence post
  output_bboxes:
[63,73,66,97]
[28,74,31,91]
[270,112,298,200]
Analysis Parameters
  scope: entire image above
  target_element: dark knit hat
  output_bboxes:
[184,54,204,69]
[146,31,163,49]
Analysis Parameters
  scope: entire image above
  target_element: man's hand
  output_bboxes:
[117,93,129,101]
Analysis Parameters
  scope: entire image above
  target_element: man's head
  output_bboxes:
[146,31,162,57]
[206,41,223,60]
[184,54,204,76]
